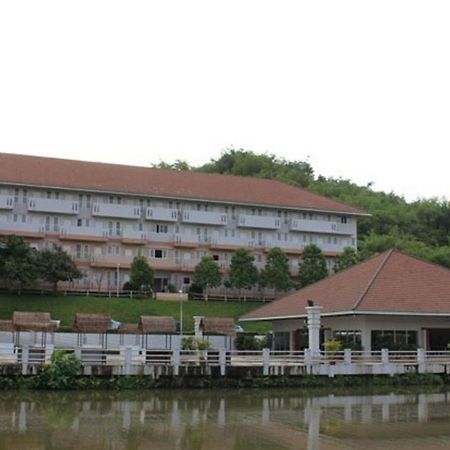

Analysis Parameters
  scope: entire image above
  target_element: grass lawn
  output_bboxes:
[0,294,271,333]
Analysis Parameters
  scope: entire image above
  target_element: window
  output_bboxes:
[341,216,348,224]
[79,194,83,206]
[154,249,163,258]
[86,195,91,208]
[55,192,59,200]
[23,189,27,204]
[183,277,191,285]
[155,224,168,234]
[83,245,89,259]
[213,254,219,261]
[274,332,290,351]
[371,330,418,351]
[333,330,362,350]
[76,244,82,259]
[14,189,19,203]
[77,219,82,227]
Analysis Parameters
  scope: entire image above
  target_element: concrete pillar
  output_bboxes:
[21,345,29,376]
[124,346,133,375]
[219,348,226,376]
[344,348,352,365]
[306,306,322,357]
[417,348,425,374]
[263,348,270,376]
[193,316,204,340]
[173,349,180,376]
[381,348,389,364]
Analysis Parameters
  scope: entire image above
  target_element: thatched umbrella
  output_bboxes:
[138,316,176,349]
[73,313,112,347]
[118,323,140,345]
[12,312,57,346]
[0,320,13,332]
[199,317,236,350]
[200,317,236,336]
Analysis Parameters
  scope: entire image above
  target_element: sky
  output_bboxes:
[0,1,449,202]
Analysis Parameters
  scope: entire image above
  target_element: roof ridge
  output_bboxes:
[352,249,394,311]
[390,248,450,274]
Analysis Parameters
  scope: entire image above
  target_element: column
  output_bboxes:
[306,306,322,358]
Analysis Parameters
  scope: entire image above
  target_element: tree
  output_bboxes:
[298,244,328,287]
[333,246,359,273]
[37,247,81,291]
[229,248,258,296]
[129,256,154,291]
[0,235,38,291]
[192,256,222,300]
[260,247,291,293]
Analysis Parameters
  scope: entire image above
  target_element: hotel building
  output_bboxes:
[0,153,367,292]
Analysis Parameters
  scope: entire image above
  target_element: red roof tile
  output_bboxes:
[242,250,450,319]
[0,152,366,214]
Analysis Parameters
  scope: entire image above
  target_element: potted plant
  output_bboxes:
[323,338,342,364]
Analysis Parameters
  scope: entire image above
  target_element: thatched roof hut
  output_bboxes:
[73,313,112,333]
[118,323,140,334]
[0,320,13,332]
[201,317,236,336]
[12,312,54,332]
[139,316,176,334]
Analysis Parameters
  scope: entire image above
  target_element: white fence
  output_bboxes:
[2,346,450,377]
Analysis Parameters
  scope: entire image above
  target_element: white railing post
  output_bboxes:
[21,345,29,375]
[381,348,389,364]
[417,348,425,374]
[304,348,312,374]
[173,349,180,376]
[263,348,270,376]
[219,348,226,376]
[344,348,352,365]
[124,346,133,375]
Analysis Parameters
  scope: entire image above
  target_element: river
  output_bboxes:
[1,388,450,449]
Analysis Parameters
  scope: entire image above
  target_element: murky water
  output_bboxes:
[1,388,450,449]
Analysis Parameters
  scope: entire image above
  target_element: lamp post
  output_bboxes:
[116,263,120,298]
[179,289,184,337]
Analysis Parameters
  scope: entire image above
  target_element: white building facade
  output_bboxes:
[0,153,364,292]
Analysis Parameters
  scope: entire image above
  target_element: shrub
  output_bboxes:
[324,338,342,354]
[38,350,82,390]
[181,337,211,351]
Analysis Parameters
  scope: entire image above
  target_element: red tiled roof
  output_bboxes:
[242,250,450,320]
[0,152,366,215]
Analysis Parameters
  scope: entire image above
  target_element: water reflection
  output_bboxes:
[1,389,450,449]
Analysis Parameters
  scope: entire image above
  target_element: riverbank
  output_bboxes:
[1,372,448,391]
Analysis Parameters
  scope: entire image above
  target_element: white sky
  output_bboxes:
[0,1,449,202]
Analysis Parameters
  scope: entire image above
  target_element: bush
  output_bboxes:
[324,338,342,354]
[235,334,262,350]
[38,350,82,390]
[182,337,211,351]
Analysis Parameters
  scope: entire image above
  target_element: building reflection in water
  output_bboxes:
[0,390,450,449]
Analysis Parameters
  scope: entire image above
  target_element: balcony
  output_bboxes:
[238,215,281,230]
[181,210,227,226]
[265,240,303,255]
[146,207,178,222]
[0,195,14,210]
[290,219,354,235]
[90,255,133,269]
[28,198,79,215]
[210,236,250,250]
[60,226,109,242]
[0,220,45,237]
[92,203,141,220]
[174,234,210,248]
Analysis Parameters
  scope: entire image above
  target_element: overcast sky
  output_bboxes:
[0,1,449,202]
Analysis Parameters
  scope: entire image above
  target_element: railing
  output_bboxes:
[5,347,450,376]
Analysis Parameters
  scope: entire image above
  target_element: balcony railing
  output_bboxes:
[0,195,14,210]
[181,210,227,226]
[92,203,141,220]
[0,220,46,236]
[290,219,354,235]
[28,198,79,215]
[60,226,109,240]
[145,207,178,222]
[238,215,281,230]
